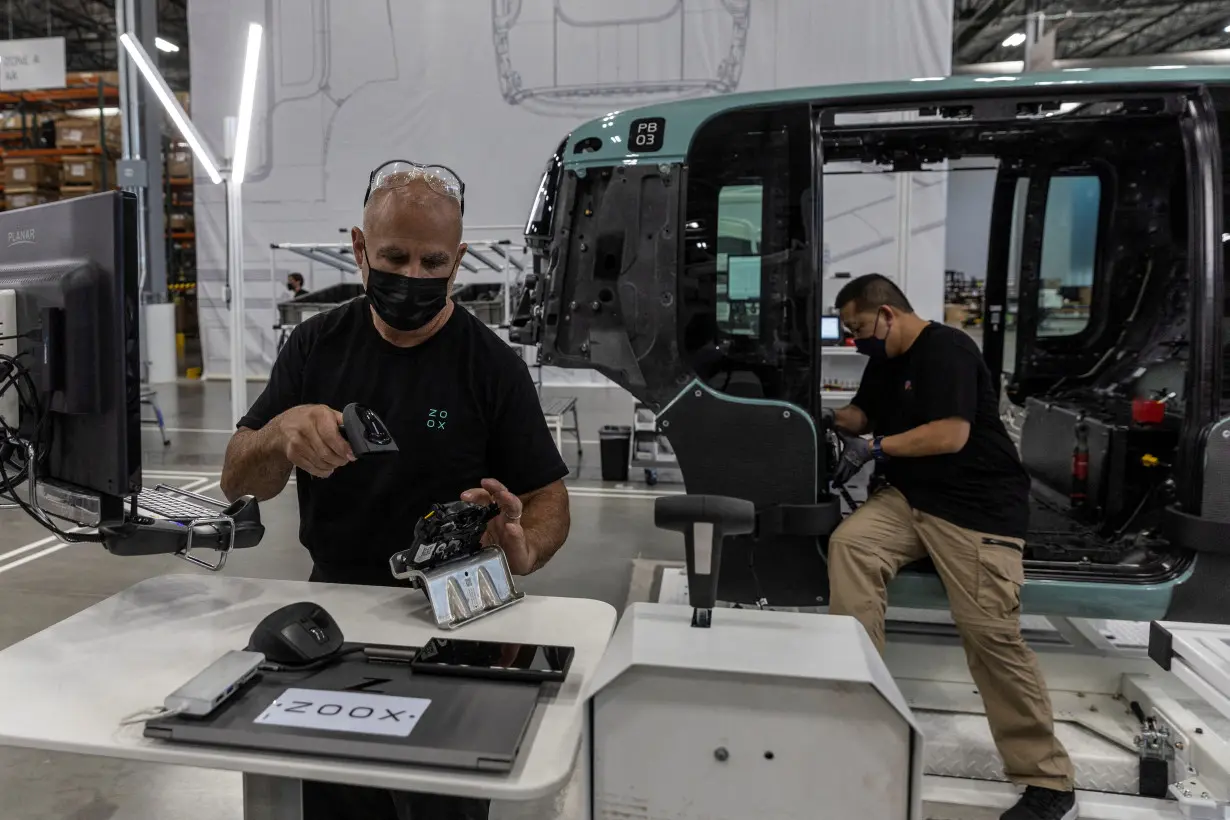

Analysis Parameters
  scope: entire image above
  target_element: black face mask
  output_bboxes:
[364,264,450,332]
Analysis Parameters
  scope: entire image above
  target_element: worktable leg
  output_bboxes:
[243,773,303,820]
[578,718,593,820]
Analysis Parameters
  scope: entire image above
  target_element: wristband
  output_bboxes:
[872,436,887,462]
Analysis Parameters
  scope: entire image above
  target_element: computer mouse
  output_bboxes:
[340,402,399,456]
[247,602,344,665]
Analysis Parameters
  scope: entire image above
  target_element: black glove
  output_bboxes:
[832,431,874,487]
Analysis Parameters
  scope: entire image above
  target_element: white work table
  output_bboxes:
[0,574,617,818]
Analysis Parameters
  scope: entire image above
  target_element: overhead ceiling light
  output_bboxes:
[230,22,263,185]
[154,37,179,53]
[1002,32,1027,48]
[1062,67,1092,72]
[975,76,1017,83]
[910,76,946,82]
[120,32,222,184]
[1148,65,1187,70]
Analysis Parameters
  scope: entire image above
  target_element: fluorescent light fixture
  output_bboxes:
[231,22,263,185]
[1002,32,1027,48]
[154,36,179,53]
[975,76,1017,83]
[1062,67,1092,72]
[64,106,121,117]
[120,32,222,184]
[910,76,946,82]
[1148,65,1187,70]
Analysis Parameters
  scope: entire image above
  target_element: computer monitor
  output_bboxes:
[819,315,842,344]
[0,192,141,523]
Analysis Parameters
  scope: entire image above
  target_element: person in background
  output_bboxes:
[286,272,310,298]
[221,161,570,820]
[824,273,1077,820]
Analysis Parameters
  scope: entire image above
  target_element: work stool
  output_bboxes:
[540,395,582,458]
[141,389,170,447]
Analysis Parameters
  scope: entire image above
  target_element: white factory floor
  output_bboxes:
[0,379,684,820]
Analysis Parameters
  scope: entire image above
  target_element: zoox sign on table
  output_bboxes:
[0,37,67,91]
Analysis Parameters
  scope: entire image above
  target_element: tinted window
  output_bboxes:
[1037,175,1101,338]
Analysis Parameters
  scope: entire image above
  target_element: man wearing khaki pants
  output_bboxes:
[825,274,1077,820]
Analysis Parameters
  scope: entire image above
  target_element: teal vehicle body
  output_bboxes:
[516,68,1230,622]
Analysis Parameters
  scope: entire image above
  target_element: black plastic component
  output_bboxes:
[1139,757,1169,799]
[757,501,841,537]
[1148,622,1174,672]
[388,500,501,575]
[1162,505,1230,554]
[340,402,398,456]
[655,495,756,622]
[102,495,265,556]
[599,425,631,482]
[248,602,345,665]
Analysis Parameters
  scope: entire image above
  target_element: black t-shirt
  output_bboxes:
[238,298,568,570]
[851,323,1030,539]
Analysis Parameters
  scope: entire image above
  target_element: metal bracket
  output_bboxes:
[389,546,524,629]
[1169,775,1227,819]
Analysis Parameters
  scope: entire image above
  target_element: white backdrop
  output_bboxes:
[188,0,954,380]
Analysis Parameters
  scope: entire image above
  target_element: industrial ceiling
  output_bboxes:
[957,0,1230,65]
[0,0,188,88]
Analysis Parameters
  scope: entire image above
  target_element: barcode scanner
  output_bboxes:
[340,402,399,457]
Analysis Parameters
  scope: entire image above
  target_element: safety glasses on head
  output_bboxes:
[364,160,465,215]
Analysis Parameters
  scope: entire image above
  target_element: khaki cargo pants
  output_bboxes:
[828,486,1075,791]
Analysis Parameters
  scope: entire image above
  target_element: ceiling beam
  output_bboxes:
[956,0,1024,50]
[1080,5,1186,58]
[1140,9,1230,54]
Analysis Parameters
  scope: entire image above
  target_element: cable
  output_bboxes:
[0,352,104,542]
[119,705,185,726]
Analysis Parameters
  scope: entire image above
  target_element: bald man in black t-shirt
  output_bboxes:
[221,164,569,820]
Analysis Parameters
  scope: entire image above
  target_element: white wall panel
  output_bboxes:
[189,0,953,380]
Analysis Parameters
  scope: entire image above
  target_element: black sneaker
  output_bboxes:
[1001,786,1078,820]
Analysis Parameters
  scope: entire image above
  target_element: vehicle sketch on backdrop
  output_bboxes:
[513,67,1230,625]
[491,0,751,116]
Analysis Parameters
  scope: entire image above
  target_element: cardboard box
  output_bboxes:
[4,159,60,189]
[5,191,54,210]
[60,156,113,186]
[167,149,192,179]
[56,118,102,148]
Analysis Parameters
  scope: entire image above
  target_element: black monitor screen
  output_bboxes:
[0,192,140,507]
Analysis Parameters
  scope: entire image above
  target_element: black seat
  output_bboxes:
[655,379,839,606]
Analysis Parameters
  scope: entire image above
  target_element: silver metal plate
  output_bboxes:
[391,547,524,630]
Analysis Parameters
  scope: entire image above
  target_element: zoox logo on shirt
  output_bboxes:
[427,408,449,430]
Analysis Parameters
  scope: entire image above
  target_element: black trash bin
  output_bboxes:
[599,425,632,482]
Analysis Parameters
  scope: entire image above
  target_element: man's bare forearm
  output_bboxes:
[835,404,870,435]
[220,424,293,502]
[519,480,570,572]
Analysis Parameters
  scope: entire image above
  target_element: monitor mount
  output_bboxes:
[389,499,525,629]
